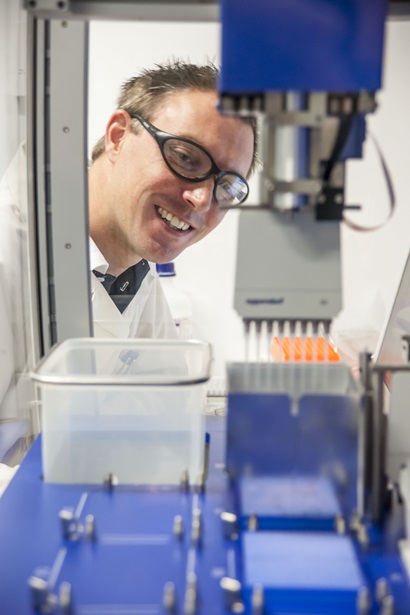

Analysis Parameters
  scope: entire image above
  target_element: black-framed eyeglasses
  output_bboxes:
[131,113,249,207]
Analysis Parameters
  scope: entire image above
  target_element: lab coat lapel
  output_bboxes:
[91,274,132,338]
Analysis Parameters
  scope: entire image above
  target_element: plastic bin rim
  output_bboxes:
[30,375,211,387]
[30,338,212,387]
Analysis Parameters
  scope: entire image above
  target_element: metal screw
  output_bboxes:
[184,573,198,615]
[251,583,264,615]
[247,514,258,531]
[220,577,243,613]
[85,514,96,541]
[180,469,190,492]
[349,510,361,531]
[103,472,119,490]
[28,576,50,611]
[335,514,346,534]
[173,515,184,541]
[195,471,206,494]
[184,587,197,615]
[381,594,395,615]
[59,507,78,540]
[59,581,72,614]
[357,523,369,549]
[63,126,70,133]
[65,243,72,249]
[191,508,202,546]
[356,586,371,614]
[163,582,177,613]
[376,577,389,602]
[220,512,238,541]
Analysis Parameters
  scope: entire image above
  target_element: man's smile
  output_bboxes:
[155,205,192,232]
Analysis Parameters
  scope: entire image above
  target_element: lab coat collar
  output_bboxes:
[89,237,158,339]
[88,238,157,280]
[89,237,109,275]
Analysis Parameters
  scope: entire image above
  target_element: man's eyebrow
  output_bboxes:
[173,131,221,160]
[171,130,206,148]
[171,129,246,175]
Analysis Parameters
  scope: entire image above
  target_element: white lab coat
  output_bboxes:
[89,238,178,340]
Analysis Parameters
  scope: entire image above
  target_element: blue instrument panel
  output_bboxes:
[0,416,410,614]
[220,0,388,93]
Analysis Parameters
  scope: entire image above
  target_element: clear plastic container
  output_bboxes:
[31,338,212,485]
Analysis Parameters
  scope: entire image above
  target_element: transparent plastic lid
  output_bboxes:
[31,338,212,386]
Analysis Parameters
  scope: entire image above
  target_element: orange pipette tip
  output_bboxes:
[272,336,339,362]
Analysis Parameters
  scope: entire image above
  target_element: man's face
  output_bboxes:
[103,89,254,265]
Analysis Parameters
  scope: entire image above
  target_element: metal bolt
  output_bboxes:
[59,581,72,614]
[220,577,243,613]
[195,471,206,494]
[220,512,238,541]
[376,577,389,602]
[28,576,50,611]
[180,469,190,492]
[357,523,369,549]
[85,514,96,541]
[65,243,72,249]
[191,508,202,546]
[247,514,258,531]
[251,583,264,615]
[163,582,177,613]
[184,573,198,615]
[335,514,346,534]
[173,515,184,541]
[356,586,371,614]
[59,507,78,540]
[63,126,70,133]
[349,510,361,531]
[381,594,395,615]
[184,587,197,615]
[103,472,119,490]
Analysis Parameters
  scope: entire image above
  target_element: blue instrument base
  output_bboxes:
[0,416,410,614]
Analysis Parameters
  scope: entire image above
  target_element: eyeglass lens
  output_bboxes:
[163,139,248,205]
[164,139,211,178]
[215,173,248,205]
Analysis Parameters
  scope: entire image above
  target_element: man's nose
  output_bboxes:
[182,179,214,212]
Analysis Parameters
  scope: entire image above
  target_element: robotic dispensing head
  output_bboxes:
[218,0,387,360]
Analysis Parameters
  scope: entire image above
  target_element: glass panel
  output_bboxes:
[0,3,40,468]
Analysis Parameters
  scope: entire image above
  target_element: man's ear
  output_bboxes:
[104,110,131,162]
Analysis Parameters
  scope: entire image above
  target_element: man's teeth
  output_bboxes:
[157,206,190,231]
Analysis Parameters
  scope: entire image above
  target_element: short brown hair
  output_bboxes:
[91,60,258,174]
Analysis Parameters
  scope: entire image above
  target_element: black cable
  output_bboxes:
[322,114,355,183]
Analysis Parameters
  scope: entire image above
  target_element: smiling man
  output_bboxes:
[88,61,257,338]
